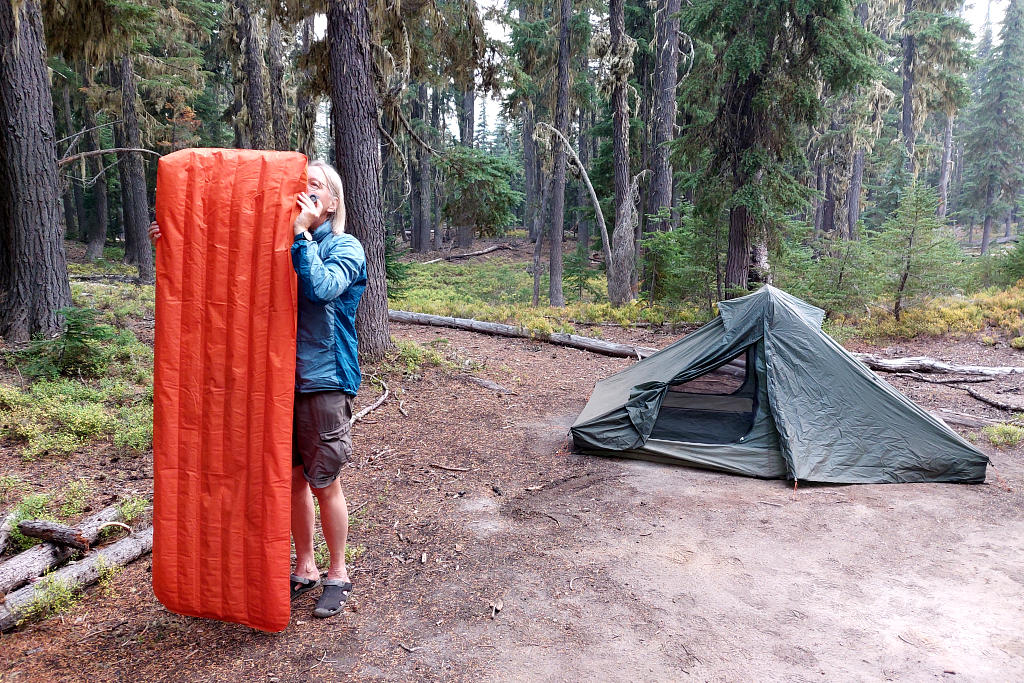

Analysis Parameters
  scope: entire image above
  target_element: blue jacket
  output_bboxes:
[291,221,367,395]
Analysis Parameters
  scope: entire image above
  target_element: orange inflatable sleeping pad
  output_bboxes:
[152,148,306,632]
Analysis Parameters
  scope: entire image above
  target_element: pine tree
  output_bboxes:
[960,0,1024,254]
[674,0,876,292]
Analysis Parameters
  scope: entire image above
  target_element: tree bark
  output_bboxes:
[852,353,1024,376]
[901,0,916,175]
[268,17,290,151]
[61,82,87,241]
[981,183,995,255]
[328,0,392,361]
[523,104,539,238]
[577,105,590,253]
[937,113,954,218]
[0,0,72,342]
[548,0,571,308]
[295,17,317,157]
[725,205,752,292]
[846,147,865,239]
[607,0,635,305]
[430,88,443,249]
[457,86,475,147]
[416,85,432,252]
[118,56,154,284]
[16,521,89,551]
[648,0,680,234]
[236,0,270,149]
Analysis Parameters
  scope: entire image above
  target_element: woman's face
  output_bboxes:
[306,166,339,219]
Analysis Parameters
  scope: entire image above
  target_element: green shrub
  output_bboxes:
[20,575,81,624]
[117,496,149,524]
[15,307,115,379]
[983,423,1024,448]
[113,404,153,451]
[59,480,91,518]
[1011,337,1024,350]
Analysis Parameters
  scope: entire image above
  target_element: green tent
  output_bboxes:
[571,286,988,484]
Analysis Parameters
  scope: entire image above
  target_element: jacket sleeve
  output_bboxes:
[291,236,366,304]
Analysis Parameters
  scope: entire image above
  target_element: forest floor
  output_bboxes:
[2,251,1024,681]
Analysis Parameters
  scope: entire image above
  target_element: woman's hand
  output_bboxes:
[149,221,162,245]
[294,192,327,234]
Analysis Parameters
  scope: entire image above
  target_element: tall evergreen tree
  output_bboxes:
[674,0,876,292]
[0,0,71,341]
[960,0,1024,254]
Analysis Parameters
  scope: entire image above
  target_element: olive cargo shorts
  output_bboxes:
[292,391,354,488]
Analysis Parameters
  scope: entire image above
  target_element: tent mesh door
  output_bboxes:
[649,346,758,444]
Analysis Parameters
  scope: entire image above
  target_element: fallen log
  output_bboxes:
[421,244,513,265]
[894,372,995,385]
[0,527,153,631]
[17,521,89,551]
[933,410,999,429]
[0,505,123,596]
[852,353,1024,376]
[70,274,140,283]
[0,511,16,556]
[457,374,516,395]
[388,310,659,359]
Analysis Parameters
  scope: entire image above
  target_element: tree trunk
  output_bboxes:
[577,105,590,253]
[61,82,87,241]
[937,113,954,218]
[0,0,72,341]
[118,56,154,284]
[822,167,836,235]
[408,99,423,251]
[812,161,824,235]
[457,86,475,147]
[901,0,916,175]
[416,84,432,253]
[846,147,864,240]
[268,17,290,151]
[430,89,443,249]
[981,183,995,255]
[328,0,392,360]
[548,0,571,308]
[607,0,634,305]
[1005,211,1014,239]
[295,16,317,157]
[648,0,680,234]
[236,0,269,149]
[725,205,752,292]
[523,103,539,237]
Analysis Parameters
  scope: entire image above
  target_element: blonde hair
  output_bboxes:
[308,160,346,235]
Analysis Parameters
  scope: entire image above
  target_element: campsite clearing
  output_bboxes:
[1,323,1023,681]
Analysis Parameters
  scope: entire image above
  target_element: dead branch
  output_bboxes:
[0,505,124,596]
[457,374,516,395]
[351,380,390,425]
[535,121,613,273]
[853,353,1024,376]
[422,244,513,265]
[894,372,995,385]
[388,310,659,359]
[16,522,89,551]
[0,527,153,631]
[58,148,160,167]
[429,463,472,472]
[961,386,1024,412]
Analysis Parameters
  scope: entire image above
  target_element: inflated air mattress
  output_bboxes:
[152,148,306,632]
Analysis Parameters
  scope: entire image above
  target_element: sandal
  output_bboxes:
[290,574,321,601]
[313,579,353,618]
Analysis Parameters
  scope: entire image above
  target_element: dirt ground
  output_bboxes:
[2,315,1023,681]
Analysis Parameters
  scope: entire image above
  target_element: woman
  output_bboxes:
[150,160,366,619]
